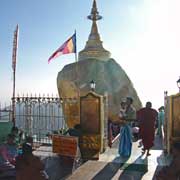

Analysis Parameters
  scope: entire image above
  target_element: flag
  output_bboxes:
[48,32,76,63]
[12,25,19,71]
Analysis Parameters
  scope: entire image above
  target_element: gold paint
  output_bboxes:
[166,93,180,153]
[78,0,110,61]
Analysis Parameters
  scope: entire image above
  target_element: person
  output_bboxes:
[16,143,48,180]
[64,124,82,137]
[108,101,126,147]
[0,134,17,179]
[11,126,18,136]
[109,102,126,139]
[11,126,20,145]
[0,134,18,166]
[125,97,137,121]
[18,129,24,144]
[157,106,165,137]
[118,97,136,157]
[110,121,120,138]
[155,142,180,180]
[18,136,34,155]
[132,126,140,141]
[137,101,158,156]
[118,101,126,118]
[25,136,33,146]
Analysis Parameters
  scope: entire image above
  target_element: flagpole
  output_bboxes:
[74,30,80,98]
[75,50,78,63]
[74,30,81,128]
[74,30,78,63]
[12,63,16,127]
[12,25,18,127]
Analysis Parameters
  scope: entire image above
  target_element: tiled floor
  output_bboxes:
[67,136,172,180]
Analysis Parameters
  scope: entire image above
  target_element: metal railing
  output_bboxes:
[1,94,79,144]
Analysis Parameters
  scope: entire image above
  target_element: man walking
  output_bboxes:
[157,106,165,137]
[137,102,158,156]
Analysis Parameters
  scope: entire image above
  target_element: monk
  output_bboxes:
[137,102,158,156]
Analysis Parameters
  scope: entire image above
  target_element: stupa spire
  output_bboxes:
[78,0,111,61]
[88,0,102,21]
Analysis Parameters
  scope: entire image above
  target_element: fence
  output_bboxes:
[0,94,79,144]
[0,94,119,147]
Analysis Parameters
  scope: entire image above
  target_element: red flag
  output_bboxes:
[48,32,76,64]
[12,25,19,71]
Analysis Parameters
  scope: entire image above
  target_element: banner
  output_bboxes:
[12,25,19,71]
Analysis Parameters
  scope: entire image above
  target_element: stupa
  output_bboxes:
[78,0,110,61]
[57,0,142,127]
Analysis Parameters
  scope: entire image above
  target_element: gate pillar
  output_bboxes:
[79,91,107,160]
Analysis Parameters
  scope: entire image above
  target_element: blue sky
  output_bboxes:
[0,0,180,109]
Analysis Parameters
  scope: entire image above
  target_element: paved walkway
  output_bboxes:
[34,146,74,180]
[67,136,172,180]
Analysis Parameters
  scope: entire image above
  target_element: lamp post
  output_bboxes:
[177,77,180,92]
[90,80,96,91]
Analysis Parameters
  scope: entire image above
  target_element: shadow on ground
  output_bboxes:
[92,155,148,180]
[118,156,148,180]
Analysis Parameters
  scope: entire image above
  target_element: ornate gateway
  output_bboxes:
[79,92,106,160]
[165,93,180,153]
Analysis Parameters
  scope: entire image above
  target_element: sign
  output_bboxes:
[52,135,78,157]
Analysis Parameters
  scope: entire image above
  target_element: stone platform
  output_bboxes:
[67,136,172,180]
[33,146,75,180]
